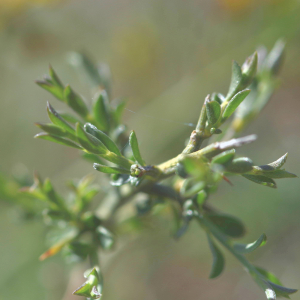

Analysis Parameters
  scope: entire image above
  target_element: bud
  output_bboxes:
[241,51,258,87]
[225,157,253,173]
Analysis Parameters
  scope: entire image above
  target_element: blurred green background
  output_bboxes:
[1,0,300,299]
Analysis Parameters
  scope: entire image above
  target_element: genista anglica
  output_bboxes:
[4,40,298,300]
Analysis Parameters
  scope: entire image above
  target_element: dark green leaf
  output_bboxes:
[129,130,145,166]
[206,100,221,125]
[227,60,243,99]
[207,213,246,238]
[96,226,115,250]
[92,90,110,132]
[34,133,82,150]
[76,123,108,155]
[261,169,297,179]
[222,89,251,120]
[211,149,236,165]
[207,234,225,278]
[242,174,277,188]
[84,123,122,156]
[93,163,130,175]
[234,233,267,254]
[64,85,89,118]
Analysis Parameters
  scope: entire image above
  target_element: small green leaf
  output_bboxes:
[35,123,67,138]
[93,90,110,132]
[82,153,105,164]
[49,65,64,89]
[112,100,126,125]
[266,153,288,170]
[64,85,89,118]
[196,98,207,132]
[96,226,115,250]
[207,234,225,278]
[225,157,253,173]
[36,80,64,101]
[58,112,82,125]
[47,102,76,137]
[222,89,251,121]
[73,267,102,299]
[34,133,82,150]
[93,163,130,175]
[241,51,258,87]
[260,169,297,179]
[211,149,236,165]
[256,267,297,299]
[234,233,267,254]
[227,60,243,100]
[242,174,277,188]
[180,179,205,198]
[196,190,207,207]
[129,130,145,166]
[207,213,246,238]
[263,39,285,76]
[84,123,122,156]
[43,178,67,210]
[76,123,108,155]
[206,100,221,125]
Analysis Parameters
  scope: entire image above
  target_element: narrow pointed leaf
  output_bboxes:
[35,123,67,138]
[261,169,297,179]
[242,174,277,188]
[227,60,243,99]
[84,123,122,156]
[112,100,126,125]
[268,153,288,170]
[241,51,258,86]
[211,149,236,165]
[49,65,64,88]
[222,89,251,120]
[58,112,82,125]
[129,130,145,166]
[207,213,246,238]
[93,90,110,132]
[34,133,82,150]
[76,123,108,155]
[47,102,76,137]
[207,234,225,278]
[64,85,89,118]
[256,267,297,298]
[206,100,221,125]
[93,163,130,175]
[36,80,64,101]
[234,233,267,254]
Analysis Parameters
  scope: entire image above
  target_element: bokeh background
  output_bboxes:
[1,0,300,299]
